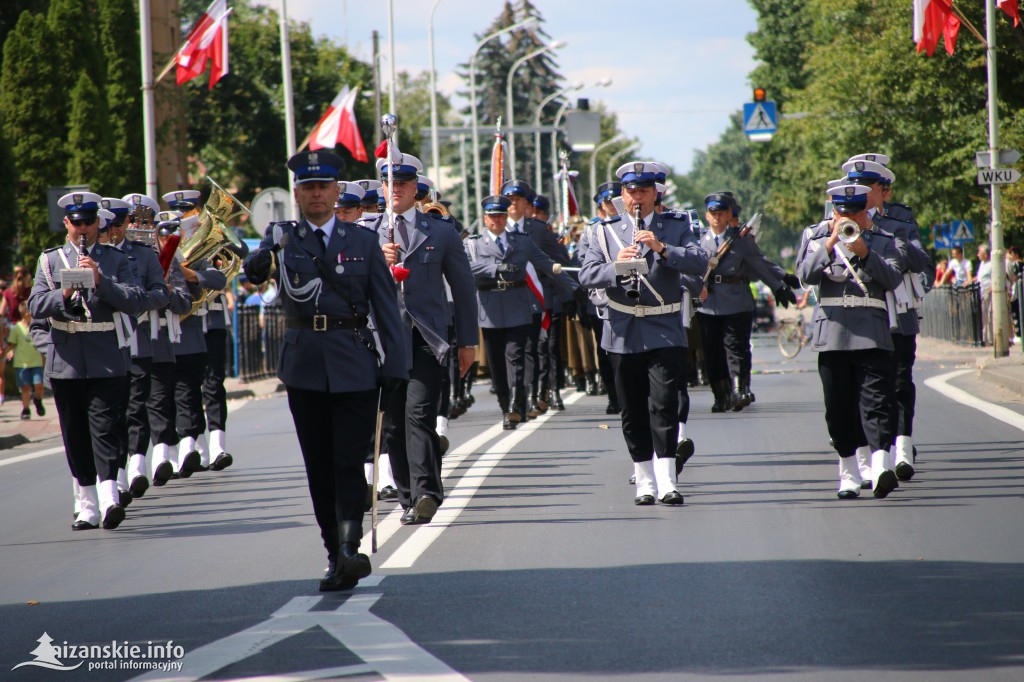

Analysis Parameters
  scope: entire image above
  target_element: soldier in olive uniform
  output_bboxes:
[579,162,709,506]
[796,184,904,500]
[29,192,146,530]
[244,150,408,592]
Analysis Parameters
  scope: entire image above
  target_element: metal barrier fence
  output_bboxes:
[919,283,983,346]
[233,303,285,382]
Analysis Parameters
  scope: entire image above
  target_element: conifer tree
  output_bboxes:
[48,0,105,128]
[66,70,115,192]
[99,0,143,196]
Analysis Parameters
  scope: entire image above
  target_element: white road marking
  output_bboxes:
[925,369,1024,432]
[131,593,470,682]
[381,391,585,569]
[0,399,249,467]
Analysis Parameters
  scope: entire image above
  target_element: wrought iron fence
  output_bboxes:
[919,283,983,346]
[232,303,285,382]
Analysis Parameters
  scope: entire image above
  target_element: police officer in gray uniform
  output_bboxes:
[466,195,573,430]
[244,150,408,592]
[697,192,796,412]
[100,196,170,503]
[796,183,904,500]
[845,155,931,480]
[365,152,478,525]
[29,192,145,530]
[579,162,709,506]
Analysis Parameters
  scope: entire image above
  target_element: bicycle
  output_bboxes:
[776,310,811,358]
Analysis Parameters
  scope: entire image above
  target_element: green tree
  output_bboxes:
[66,70,115,191]
[0,11,63,267]
[99,0,143,196]
[0,128,18,271]
[0,0,46,74]
[48,0,105,124]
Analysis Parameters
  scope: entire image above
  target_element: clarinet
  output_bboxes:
[625,203,643,301]
[67,234,88,317]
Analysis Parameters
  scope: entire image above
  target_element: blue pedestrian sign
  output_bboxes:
[933,220,975,249]
[743,101,777,141]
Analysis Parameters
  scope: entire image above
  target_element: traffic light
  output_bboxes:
[753,87,766,102]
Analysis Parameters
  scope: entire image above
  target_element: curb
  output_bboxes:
[0,433,29,450]
[977,367,1024,396]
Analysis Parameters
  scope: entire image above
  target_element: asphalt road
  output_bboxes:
[1,335,1023,681]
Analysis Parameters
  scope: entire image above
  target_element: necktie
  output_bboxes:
[715,234,721,249]
[496,236,505,255]
[395,215,411,251]
[313,229,326,255]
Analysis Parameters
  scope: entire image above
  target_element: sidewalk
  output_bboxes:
[0,375,284,450]
[1,338,1022,450]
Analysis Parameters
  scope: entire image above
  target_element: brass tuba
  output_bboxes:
[419,200,450,217]
[179,180,246,317]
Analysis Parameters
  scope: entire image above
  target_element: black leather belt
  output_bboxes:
[286,314,369,331]
[712,274,749,285]
[477,279,527,291]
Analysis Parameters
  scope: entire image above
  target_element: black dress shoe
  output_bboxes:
[895,462,915,481]
[873,470,899,499]
[439,435,450,456]
[526,400,542,419]
[550,394,565,411]
[319,555,362,592]
[211,453,234,471]
[378,485,399,501]
[837,490,860,500]
[605,401,620,415]
[102,505,125,530]
[118,490,133,508]
[128,476,149,498]
[660,491,684,505]
[152,461,173,487]
[502,416,516,430]
[72,519,98,531]
[401,495,438,525]
[634,494,656,506]
[675,439,695,476]
[178,450,201,478]
[860,480,873,490]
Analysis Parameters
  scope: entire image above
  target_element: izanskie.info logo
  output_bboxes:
[12,632,185,674]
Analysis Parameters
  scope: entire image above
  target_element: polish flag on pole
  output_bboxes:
[912,0,961,56]
[999,0,1020,26]
[204,8,232,89]
[524,262,551,331]
[176,0,227,84]
[308,86,369,161]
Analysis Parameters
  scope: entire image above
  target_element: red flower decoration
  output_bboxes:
[391,265,410,283]
[374,140,389,159]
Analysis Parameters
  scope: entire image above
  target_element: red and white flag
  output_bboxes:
[999,0,1020,26]
[524,262,551,331]
[308,86,369,161]
[176,0,227,85]
[203,8,231,89]
[913,0,961,56]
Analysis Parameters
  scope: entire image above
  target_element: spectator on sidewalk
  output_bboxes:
[4,302,45,420]
[939,246,971,287]
[1,265,33,404]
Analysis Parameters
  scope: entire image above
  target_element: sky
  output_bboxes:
[277,0,760,175]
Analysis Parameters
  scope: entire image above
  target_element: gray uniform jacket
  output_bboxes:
[699,228,784,316]
[28,241,145,379]
[173,262,227,356]
[579,211,708,354]
[873,211,932,336]
[466,231,569,329]
[118,240,173,360]
[796,221,903,352]
[243,218,408,393]
[368,210,478,369]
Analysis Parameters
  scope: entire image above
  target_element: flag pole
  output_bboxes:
[280,0,298,220]
[139,0,159,198]
[985,0,1008,356]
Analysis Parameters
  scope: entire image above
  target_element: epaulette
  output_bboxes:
[507,231,524,238]
[44,245,61,253]
[356,222,379,234]
[423,211,453,223]
[601,215,622,225]
[660,210,687,220]
[467,234,481,240]
[128,240,152,249]
[889,201,912,210]
[587,216,600,225]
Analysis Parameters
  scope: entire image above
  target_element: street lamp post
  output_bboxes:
[533,82,583,194]
[549,78,612,214]
[428,0,444,185]
[589,134,625,209]
[470,17,538,224]
[505,40,565,174]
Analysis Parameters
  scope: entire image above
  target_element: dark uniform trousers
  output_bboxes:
[126,357,153,454]
[385,328,445,508]
[437,325,456,418]
[52,377,128,485]
[148,361,178,446]
[589,312,617,403]
[610,347,683,463]
[174,352,207,440]
[818,348,896,458]
[482,324,530,409]
[539,311,563,396]
[288,387,376,559]
[696,310,752,386]
[524,312,543,396]
[202,328,229,432]
[891,333,917,438]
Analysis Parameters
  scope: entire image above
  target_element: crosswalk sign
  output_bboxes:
[950,219,974,243]
[743,101,777,135]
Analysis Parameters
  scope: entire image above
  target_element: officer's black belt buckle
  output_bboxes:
[712,274,747,285]
[288,314,368,331]
[313,314,327,331]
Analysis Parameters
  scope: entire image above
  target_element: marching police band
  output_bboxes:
[25,123,932,591]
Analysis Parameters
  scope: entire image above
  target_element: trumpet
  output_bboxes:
[837,218,861,245]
